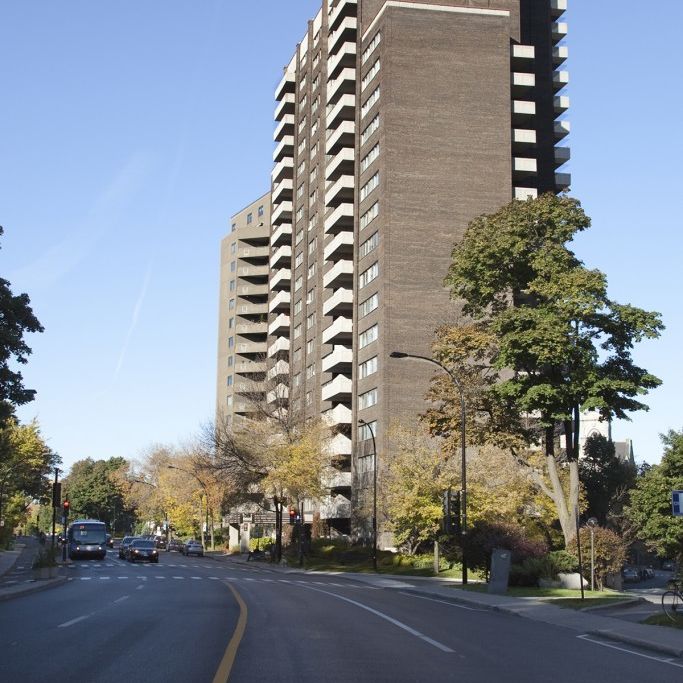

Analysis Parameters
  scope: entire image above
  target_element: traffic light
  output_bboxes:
[288,507,297,525]
[52,482,62,508]
[62,500,70,519]
[442,490,460,534]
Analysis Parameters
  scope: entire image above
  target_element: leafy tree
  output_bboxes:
[0,418,59,546]
[381,424,459,555]
[626,430,683,559]
[570,526,626,590]
[0,226,44,423]
[580,433,637,526]
[63,457,131,531]
[438,194,662,545]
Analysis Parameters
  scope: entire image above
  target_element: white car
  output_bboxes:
[182,540,204,557]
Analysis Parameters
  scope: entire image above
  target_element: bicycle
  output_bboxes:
[661,580,682,622]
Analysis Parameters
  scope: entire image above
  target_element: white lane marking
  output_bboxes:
[99,576,111,580]
[278,579,291,583]
[113,595,130,604]
[79,577,92,581]
[577,634,683,669]
[245,578,256,582]
[155,576,165,579]
[117,576,128,579]
[398,592,487,612]
[58,615,90,629]
[208,577,220,580]
[191,576,201,580]
[106,564,114,567]
[173,576,184,579]
[262,579,275,582]
[301,585,454,653]
[136,585,144,591]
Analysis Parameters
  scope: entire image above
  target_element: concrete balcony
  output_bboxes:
[329,0,357,32]
[553,70,569,91]
[275,68,296,101]
[271,200,292,226]
[325,147,355,181]
[324,202,354,234]
[267,384,289,404]
[274,114,295,142]
[554,95,570,114]
[324,230,354,261]
[273,135,294,162]
[325,470,352,491]
[511,44,534,61]
[511,72,535,95]
[551,22,568,43]
[267,359,290,381]
[268,313,291,336]
[553,45,569,66]
[327,41,356,78]
[237,284,269,297]
[270,267,292,291]
[514,187,538,201]
[236,302,268,316]
[236,340,267,355]
[322,403,352,427]
[512,100,536,121]
[326,93,356,129]
[274,92,295,121]
[322,316,353,345]
[320,494,351,520]
[268,289,291,314]
[321,374,352,402]
[271,156,293,183]
[328,16,357,55]
[554,120,571,140]
[326,67,356,106]
[322,288,353,316]
[235,360,266,375]
[551,0,567,18]
[554,147,571,166]
[512,128,537,149]
[238,245,269,261]
[513,157,538,177]
[272,178,293,204]
[323,259,353,289]
[324,174,355,207]
[321,344,353,373]
[555,172,571,191]
[267,336,290,358]
[271,223,292,248]
[270,244,292,269]
[325,120,355,155]
[234,379,263,395]
[237,264,269,279]
[235,321,268,336]
[328,434,352,458]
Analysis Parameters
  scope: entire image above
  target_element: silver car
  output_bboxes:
[182,540,204,557]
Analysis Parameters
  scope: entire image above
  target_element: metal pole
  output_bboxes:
[590,528,595,592]
[575,509,585,601]
[359,419,378,572]
[51,467,59,551]
[389,352,467,585]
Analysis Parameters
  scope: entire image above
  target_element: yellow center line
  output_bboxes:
[212,581,248,683]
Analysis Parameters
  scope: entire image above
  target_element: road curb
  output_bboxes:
[579,597,647,613]
[0,575,68,603]
[589,629,683,659]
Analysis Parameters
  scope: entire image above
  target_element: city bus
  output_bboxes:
[67,519,108,560]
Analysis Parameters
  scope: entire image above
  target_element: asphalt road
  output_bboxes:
[1,551,682,682]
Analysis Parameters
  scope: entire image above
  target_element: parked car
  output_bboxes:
[118,536,137,559]
[155,537,167,550]
[662,559,675,571]
[168,539,184,552]
[126,539,159,563]
[182,540,204,557]
[640,567,655,580]
[622,566,641,583]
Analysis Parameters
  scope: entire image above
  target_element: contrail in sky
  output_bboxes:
[115,263,153,377]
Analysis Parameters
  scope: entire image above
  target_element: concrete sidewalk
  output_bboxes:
[0,537,67,603]
[208,552,683,659]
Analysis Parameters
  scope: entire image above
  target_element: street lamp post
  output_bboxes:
[389,351,468,585]
[358,418,378,572]
[586,517,598,591]
[167,465,211,552]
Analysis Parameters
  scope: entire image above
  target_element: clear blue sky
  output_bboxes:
[1,1,681,472]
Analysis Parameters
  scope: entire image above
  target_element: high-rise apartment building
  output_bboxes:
[222,0,569,538]
[216,194,271,425]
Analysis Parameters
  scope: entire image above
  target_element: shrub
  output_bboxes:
[249,537,273,552]
[32,546,58,569]
[569,526,626,590]
[548,549,578,575]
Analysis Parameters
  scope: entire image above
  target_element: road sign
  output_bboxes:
[672,491,683,516]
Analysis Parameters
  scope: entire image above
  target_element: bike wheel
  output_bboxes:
[662,590,681,622]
